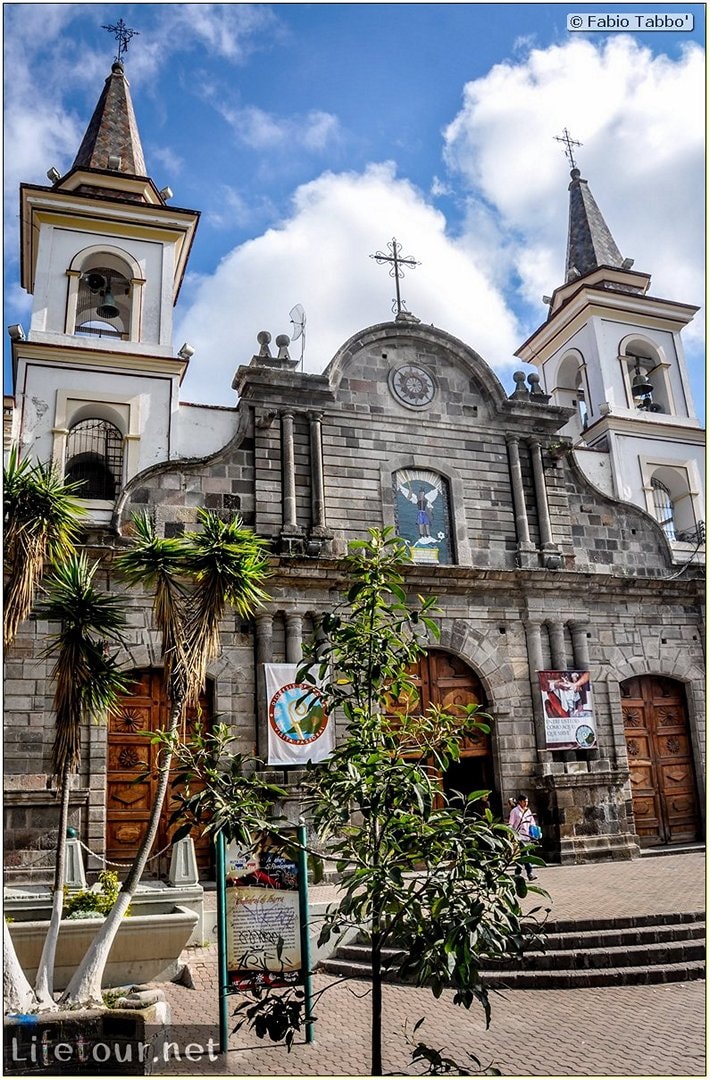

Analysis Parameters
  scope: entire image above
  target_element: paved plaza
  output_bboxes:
[156,853,706,1077]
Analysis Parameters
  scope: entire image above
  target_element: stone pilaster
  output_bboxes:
[507,436,536,569]
[529,438,562,569]
[255,612,274,758]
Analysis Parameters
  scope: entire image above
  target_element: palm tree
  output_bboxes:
[3,446,85,648]
[60,509,271,1006]
[32,554,129,1006]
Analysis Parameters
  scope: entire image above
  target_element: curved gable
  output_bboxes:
[324,320,509,419]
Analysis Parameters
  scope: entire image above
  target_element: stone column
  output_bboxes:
[285,612,303,665]
[506,436,536,568]
[281,412,298,534]
[309,412,328,535]
[524,620,551,766]
[529,439,560,567]
[64,270,81,334]
[255,612,274,758]
[569,619,599,761]
[547,621,567,669]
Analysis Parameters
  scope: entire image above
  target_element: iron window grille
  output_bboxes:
[65,418,124,500]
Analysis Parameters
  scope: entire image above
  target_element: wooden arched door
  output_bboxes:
[408,650,497,812]
[621,675,700,846]
[106,670,214,878]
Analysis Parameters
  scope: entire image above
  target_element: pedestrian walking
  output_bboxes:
[508,793,539,881]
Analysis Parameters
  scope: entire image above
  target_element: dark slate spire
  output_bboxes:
[565,168,623,281]
[71,61,147,177]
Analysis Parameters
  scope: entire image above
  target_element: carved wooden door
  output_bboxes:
[106,670,213,877]
[621,675,700,846]
[408,650,496,809]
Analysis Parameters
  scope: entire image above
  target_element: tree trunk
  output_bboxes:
[33,762,71,1007]
[371,929,383,1076]
[59,702,182,1007]
[4,921,38,1016]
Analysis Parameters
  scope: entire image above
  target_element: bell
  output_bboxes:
[632,369,653,396]
[96,290,119,320]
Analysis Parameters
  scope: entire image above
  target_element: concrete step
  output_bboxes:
[319,954,706,989]
[319,911,706,988]
[640,843,705,858]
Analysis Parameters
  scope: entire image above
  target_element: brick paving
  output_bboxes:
[154,853,706,1076]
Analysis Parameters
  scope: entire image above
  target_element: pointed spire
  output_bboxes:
[71,61,146,177]
[565,167,624,281]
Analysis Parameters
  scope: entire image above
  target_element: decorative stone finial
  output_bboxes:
[509,371,530,400]
[256,330,272,358]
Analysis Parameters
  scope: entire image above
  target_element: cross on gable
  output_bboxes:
[369,238,420,316]
[554,127,583,171]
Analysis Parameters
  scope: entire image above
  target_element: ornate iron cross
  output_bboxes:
[370,238,420,315]
[554,127,583,171]
[102,18,139,64]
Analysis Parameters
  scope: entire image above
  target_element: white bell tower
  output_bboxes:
[516,152,704,549]
[10,58,199,524]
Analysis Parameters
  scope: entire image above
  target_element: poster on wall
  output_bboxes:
[394,468,453,565]
[225,838,302,990]
[538,669,597,750]
[265,663,333,766]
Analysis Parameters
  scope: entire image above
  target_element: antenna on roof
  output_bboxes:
[289,304,307,371]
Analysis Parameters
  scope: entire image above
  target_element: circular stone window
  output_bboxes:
[388,364,437,409]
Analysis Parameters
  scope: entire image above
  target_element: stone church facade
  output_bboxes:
[5,61,705,878]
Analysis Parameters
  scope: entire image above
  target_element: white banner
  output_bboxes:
[265,663,333,765]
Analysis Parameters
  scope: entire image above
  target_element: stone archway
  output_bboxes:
[408,649,498,812]
[621,675,701,846]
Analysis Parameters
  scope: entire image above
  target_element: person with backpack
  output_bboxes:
[508,793,540,881]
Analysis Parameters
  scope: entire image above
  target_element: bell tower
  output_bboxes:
[10,53,199,524]
[516,151,704,548]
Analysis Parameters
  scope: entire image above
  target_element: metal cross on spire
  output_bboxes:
[554,127,583,171]
[102,18,139,64]
[369,238,420,315]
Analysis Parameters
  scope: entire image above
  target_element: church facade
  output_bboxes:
[5,61,705,879]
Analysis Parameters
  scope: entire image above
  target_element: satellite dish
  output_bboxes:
[289,304,307,369]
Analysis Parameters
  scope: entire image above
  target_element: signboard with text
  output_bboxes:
[224,839,302,990]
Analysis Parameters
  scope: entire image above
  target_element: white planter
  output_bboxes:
[8,905,198,990]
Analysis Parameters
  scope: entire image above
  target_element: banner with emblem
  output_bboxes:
[265,663,333,765]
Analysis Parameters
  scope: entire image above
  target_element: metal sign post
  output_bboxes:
[216,832,229,1055]
[296,823,314,1043]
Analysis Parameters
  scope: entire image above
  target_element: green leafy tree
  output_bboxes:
[60,509,272,1007]
[294,528,540,1075]
[171,529,544,1074]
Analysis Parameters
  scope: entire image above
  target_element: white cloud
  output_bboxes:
[443,36,704,338]
[217,103,341,153]
[176,163,522,404]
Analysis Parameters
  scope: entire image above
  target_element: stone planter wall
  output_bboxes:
[8,906,198,990]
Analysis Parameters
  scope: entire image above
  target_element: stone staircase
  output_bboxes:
[319,910,705,989]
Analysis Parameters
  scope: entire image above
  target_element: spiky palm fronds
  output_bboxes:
[38,554,129,777]
[4,446,86,648]
[114,512,190,691]
[181,509,270,708]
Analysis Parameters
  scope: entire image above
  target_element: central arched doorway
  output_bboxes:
[106,670,214,878]
[407,650,497,813]
[621,675,701,846]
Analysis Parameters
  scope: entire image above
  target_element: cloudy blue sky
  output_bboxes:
[4,3,705,414]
